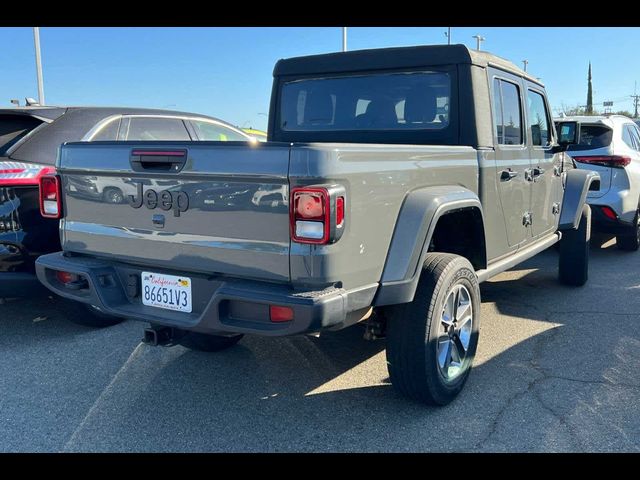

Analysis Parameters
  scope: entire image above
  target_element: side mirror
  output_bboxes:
[552,121,581,152]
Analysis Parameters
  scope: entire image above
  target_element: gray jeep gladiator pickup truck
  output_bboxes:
[36,44,599,405]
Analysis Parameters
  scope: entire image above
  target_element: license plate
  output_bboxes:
[141,271,192,313]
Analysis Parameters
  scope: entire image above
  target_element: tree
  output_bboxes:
[586,62,593,115]
[614,110,633,117]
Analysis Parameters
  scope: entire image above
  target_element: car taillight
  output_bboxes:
[56,271,78,284]
[336,196,345,227]
[601,206,618,220]
[572,155,631,168]
[0,161,55,185]
[39,175,62,218]
[290,186,346,245]
[270,305,294,322]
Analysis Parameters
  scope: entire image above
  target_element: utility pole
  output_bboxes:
[33,27,45,105]
[342,27,347,52]
[472,34,485,51]
[522,59,528,72]
[444,27,451,45]
[632,81,640,119]
[586,61,593,115]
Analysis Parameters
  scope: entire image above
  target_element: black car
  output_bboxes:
[0,106,252,325]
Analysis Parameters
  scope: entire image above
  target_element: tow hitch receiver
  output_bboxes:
[142,326,182,347]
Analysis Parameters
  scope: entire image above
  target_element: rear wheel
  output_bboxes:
[64,302,124,328]
[177,331,243,352]
[386,253,480,406]
[559,204,591,286]
[616,208,640,251]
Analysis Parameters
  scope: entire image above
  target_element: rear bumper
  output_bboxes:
[587,186,637,225]
[589,203,635,233]
[35,252,377,337]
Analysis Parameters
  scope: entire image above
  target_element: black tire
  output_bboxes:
[616,209,640,251]
[64,302,124,328]
[559,204,591,286]
[177,331,243,352]
[385,253,481,406]
[103,187,124,204]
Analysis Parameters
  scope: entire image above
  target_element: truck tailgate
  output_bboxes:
[59,142,291,282]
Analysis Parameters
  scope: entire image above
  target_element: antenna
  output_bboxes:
[472,34,485,51]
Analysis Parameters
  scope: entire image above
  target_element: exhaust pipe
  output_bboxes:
[142,326,178,347]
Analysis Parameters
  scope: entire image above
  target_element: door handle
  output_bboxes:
[500,169,519,181]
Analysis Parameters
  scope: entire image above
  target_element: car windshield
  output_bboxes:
[566,124,613,151]
[0,114,44,156]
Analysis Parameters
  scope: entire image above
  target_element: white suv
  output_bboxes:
[555,115,640,250]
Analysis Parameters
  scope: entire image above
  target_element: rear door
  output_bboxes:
[489,69,531,248]
[525,85,560,238]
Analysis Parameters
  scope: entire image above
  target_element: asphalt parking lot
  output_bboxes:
[1,233,639,452]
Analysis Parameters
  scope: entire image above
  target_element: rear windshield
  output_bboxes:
[0,114,43,155]
[567,124,613,151]
[279,71,451,133]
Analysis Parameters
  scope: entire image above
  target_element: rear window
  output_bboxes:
[567,124,613,151]
[279,71,451,132]
[0,114,43,156]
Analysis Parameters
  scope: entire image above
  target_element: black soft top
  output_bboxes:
[274,44,543,86]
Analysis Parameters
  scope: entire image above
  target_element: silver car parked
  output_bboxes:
[556,115,640,250]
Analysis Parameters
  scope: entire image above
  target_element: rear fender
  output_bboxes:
[559,169,601,230]
[374,186,484,306]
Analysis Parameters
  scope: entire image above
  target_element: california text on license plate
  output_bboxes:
[141,272,192,313]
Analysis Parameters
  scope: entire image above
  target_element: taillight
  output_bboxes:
[601,206,618,220]
[56,271,78,284]
[0,161,55,185]
[269,305,294,323]
[336,196,345,227]
[39,175,62,218]
[572,155,631,168]
[290,186,346,245]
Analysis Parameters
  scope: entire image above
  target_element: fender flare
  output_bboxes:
[374,185,485,306]
[559,169,601,230]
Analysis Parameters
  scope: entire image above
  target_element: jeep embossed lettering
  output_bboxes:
[128,181,189,217]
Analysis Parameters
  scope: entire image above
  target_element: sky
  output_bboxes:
[1,27,639,132]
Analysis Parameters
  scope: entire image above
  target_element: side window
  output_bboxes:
[90,118,120,141]
[622,125,637,150]
[492,78,504,144]
[624,124,640,150]
[492,78,523,145]
[632,125,640,151]
[191,120,250,141]
[126,117,191,141]
[527,90,551,146]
